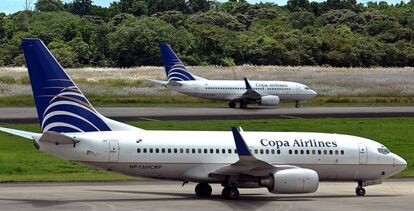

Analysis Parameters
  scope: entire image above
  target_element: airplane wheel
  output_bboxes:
[240,102,248,109]
[228,101,236,108]
[195,183,212,198]
[222,187,239,200]
[295,101,301,108]
[355,187,366,196]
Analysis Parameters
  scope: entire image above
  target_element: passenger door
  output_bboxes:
[358,143,368,164]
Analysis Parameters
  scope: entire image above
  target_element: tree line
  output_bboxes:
[0,0,413,68]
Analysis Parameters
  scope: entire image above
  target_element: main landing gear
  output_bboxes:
[355,181,366,196]
[222,187,240,200]
[194,183,240,200]
[228,101,236,108]
[195,183,212,198]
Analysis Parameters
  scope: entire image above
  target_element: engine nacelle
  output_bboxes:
[261,168,319,194]
[260,95,280,106]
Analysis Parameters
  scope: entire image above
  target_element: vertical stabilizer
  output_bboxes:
[160,42,204,81]
[22,38,141,133]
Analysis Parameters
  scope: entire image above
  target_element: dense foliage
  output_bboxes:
[0,0,413,67]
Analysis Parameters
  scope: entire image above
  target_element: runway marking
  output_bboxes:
[279,115,303,119]
[138,118,161,122]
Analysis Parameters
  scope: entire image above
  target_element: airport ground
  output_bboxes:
[0,179,413,211]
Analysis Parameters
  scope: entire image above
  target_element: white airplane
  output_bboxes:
[149,43,317,108]
[0,38,407,200]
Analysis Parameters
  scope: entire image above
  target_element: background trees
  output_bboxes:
[0,0,413,67]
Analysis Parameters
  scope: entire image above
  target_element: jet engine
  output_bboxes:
[260,168,319,194]
[259,95,280,106]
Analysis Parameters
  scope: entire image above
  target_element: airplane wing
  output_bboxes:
[237,78,262,101]
[0,127,40,140]
[209,127,280,178]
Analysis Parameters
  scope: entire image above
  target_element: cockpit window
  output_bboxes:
[378,146,390,155]
[304,87,310,90]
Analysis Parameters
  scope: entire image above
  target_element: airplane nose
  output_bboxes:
[393,154,407,171]
[310,90,317,97]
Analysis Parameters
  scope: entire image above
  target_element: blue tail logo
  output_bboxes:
[160,42,196,81]
[22,38,111,133]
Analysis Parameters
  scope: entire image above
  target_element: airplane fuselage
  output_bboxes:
[167,80,317,103]
[36,130,406,185]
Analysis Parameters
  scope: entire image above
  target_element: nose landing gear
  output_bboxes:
[295,101,301,108]
[355,181,366,196]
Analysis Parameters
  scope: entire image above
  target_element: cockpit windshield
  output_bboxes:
[378,146,390,155]
[304,87,310,90]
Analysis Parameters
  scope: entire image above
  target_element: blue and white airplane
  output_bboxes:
[0,39,407,200]
[149,43,317,108]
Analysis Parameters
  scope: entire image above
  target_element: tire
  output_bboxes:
[355,187,366,196]
[195,183,212,197]
[228,101,236,108]
[222,187,239,200]
[240,102,247,109]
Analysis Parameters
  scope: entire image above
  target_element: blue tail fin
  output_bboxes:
[22,38,139,133]
[160,42,198,81]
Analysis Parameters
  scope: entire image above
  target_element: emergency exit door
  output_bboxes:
[109,141,119,162]
[358,143,367,164]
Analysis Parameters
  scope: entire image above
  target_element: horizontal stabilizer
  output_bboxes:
[147,79,168,86]
[0,127,39,140]
[38,131,79,146]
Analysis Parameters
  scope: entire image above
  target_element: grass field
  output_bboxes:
[0,118,413,182]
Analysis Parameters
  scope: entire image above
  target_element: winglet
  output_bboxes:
[231,127,252,156]
[244,77,252,90]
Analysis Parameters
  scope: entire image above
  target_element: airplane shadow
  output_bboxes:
[0,190,402,210]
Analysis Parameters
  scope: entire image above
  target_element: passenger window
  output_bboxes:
[254,149,258,154]
[174,148,178,153]
[143,148,147,153]
[186,149,190,153]
[204,149,208,153]
[210,149,214,153]
[192,149,195,153]
[341,150,344,155]
[260,149,264,154]
[300,150,304,154]
[162,148,165,153]
[149,148,153,153]
[168,149,171,153]
[180,149,184,153]
[228,149,232,154]
[289,149,292,154]
[222,149,226,154]
[271,149,275,154]
[265,149,269,154]
[155,149,159,153]
[323,150,327,155]
[137,148,141,153]
[216,149,220,154]
[198,149,202,153]
[312,150,316,155]
[294,150,298,154]
[335,150,338,155]
[318,150,321,155]
[329,150,333,155]
[306,150,310,154]
[277,149,281,154]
